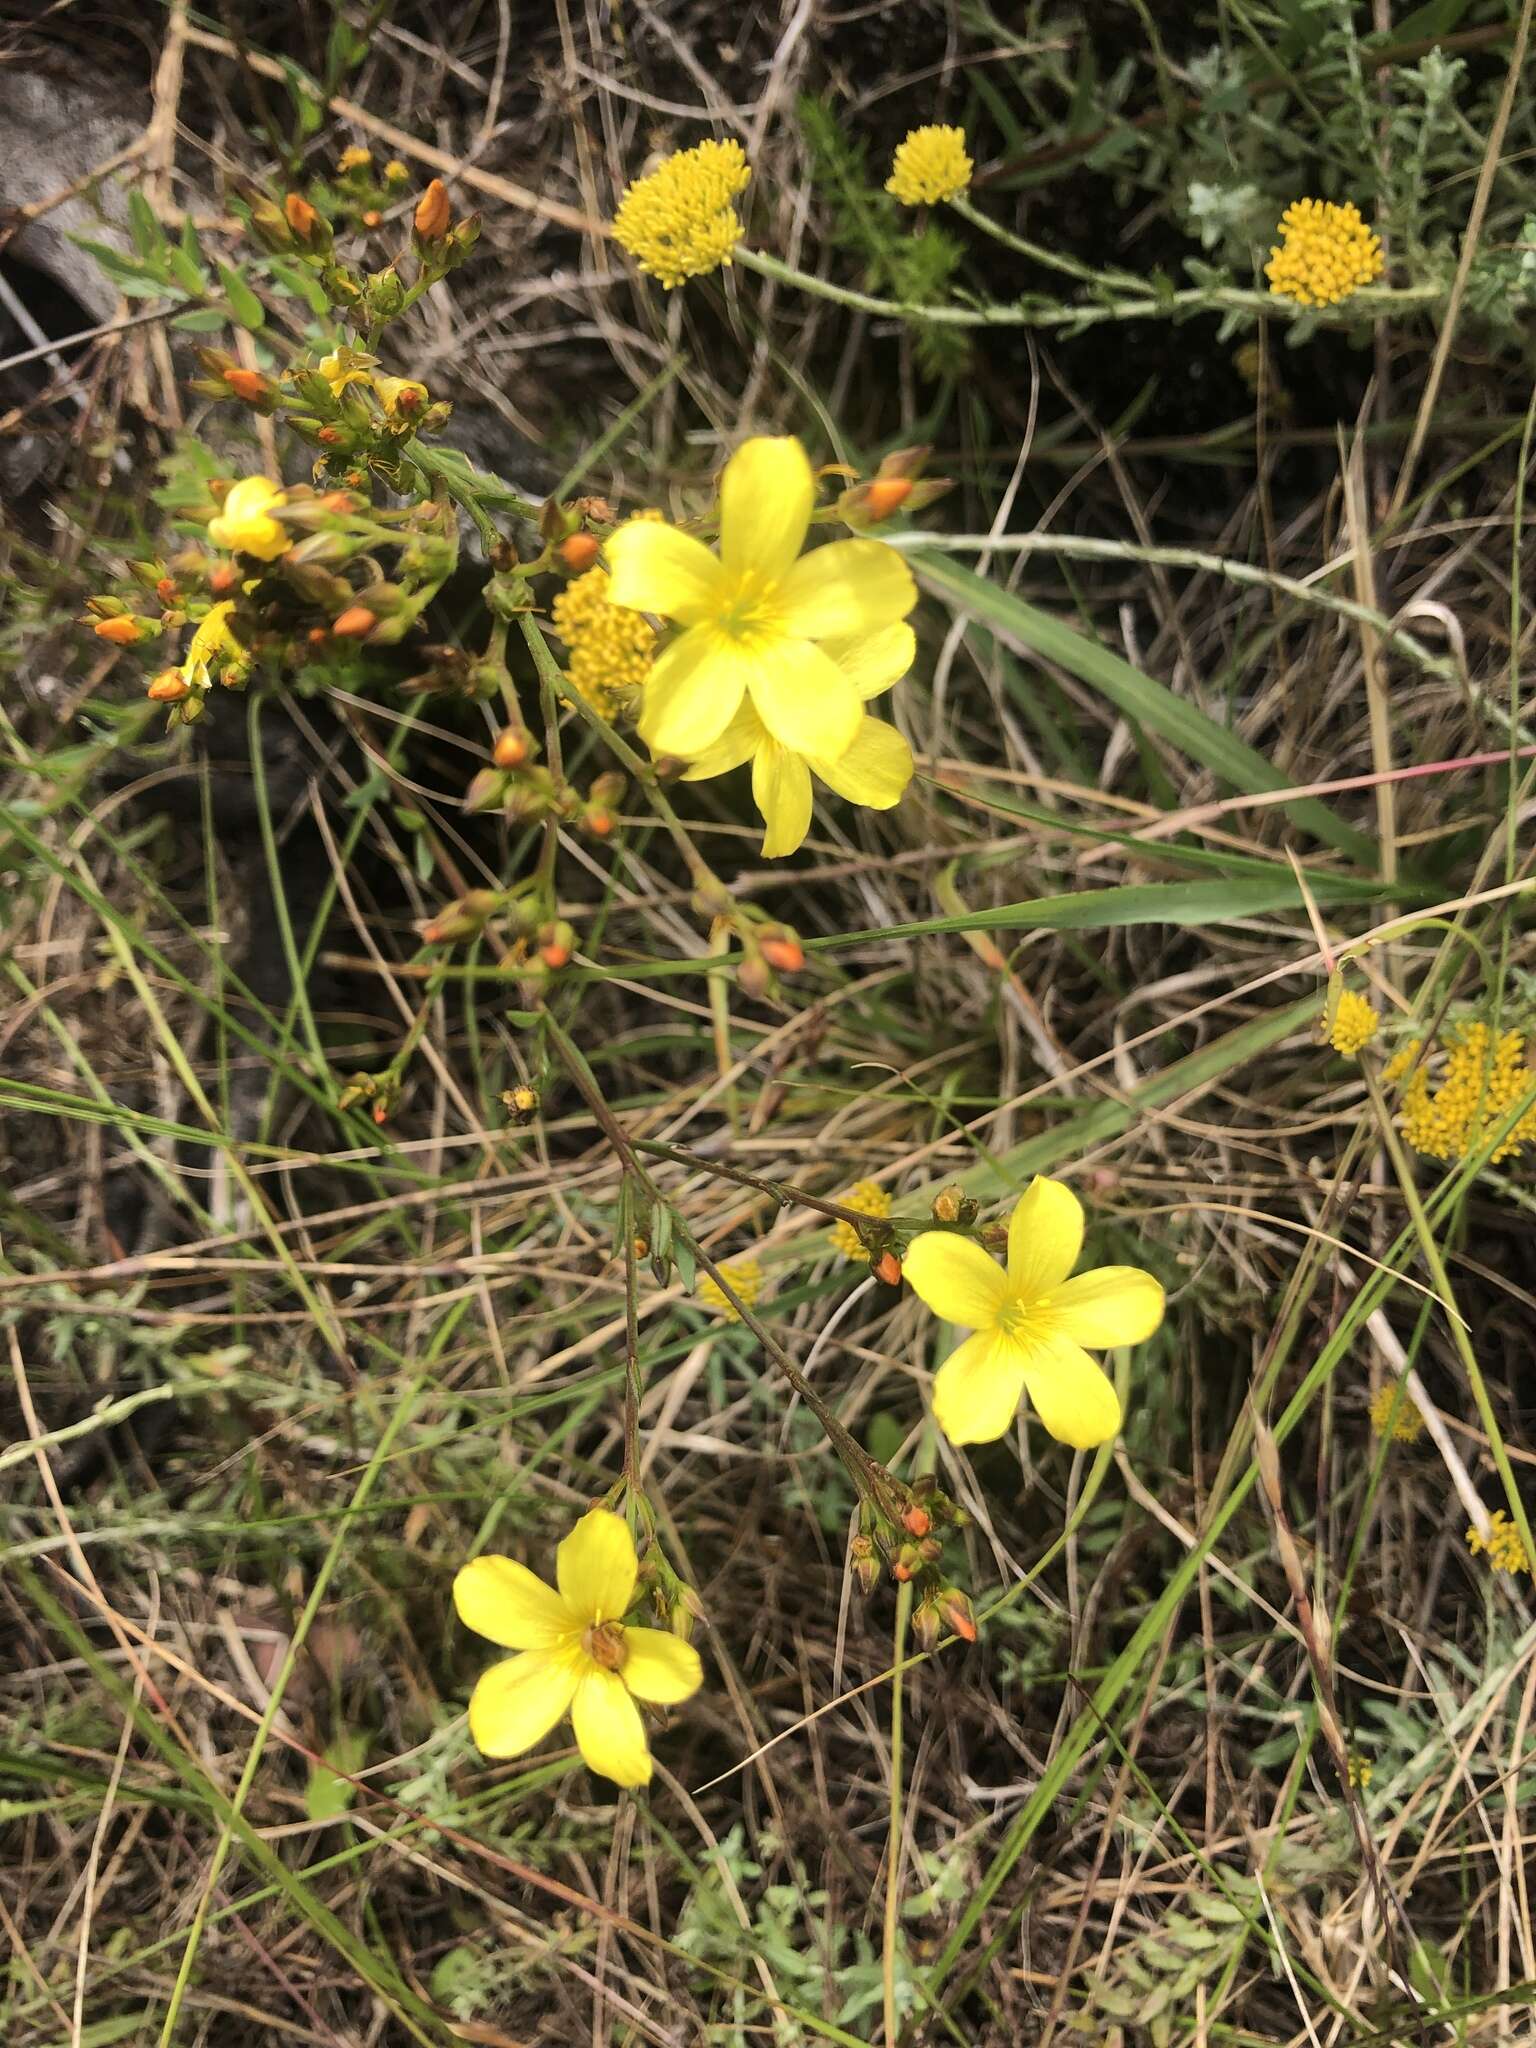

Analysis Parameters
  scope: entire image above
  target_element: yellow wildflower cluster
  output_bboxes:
[1368,1380,1423,1443]
[549,566,656,719]
[1264,198,1384,307]
[828,1179,893,1261]
[612,140,751,289]
[1389,1022,1536,1163]
[886,125,973,206]
[697,1259,761,1323]
[1466,1509,1531,1576]
[1327,988,1379,1057]
[1346,1753,1373,1791]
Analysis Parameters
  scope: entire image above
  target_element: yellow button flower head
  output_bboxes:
[180,600,245,692]
[1327,988,1379,1057]
[904,1176,1164,1448]
[1264,199,1383,308]
[679,619,915,855]
[1368,1379,1423,1443]
[607,435,916,768]
[454,1508,702,1787]
[612,139,751,290]
[886,125,973,207]
[1396,1020,1536,1162]
[550,565,657,719]
[697,1258,761,1322]
[828,1179,894,1261]
[208,476,289,561]
[1466,1509,1530,1576]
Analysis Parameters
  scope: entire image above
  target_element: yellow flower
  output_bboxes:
[697,1258,761,1322]
[1264,198,1383,308]
[1347,1753,1373,1791]
[886,125,973,207]
[317,348,375,396]
[1327,988,1379,1057]
[612,139,751,289]
[1368,1379,1423,1443]
[904,1176,1163,1448]
[1397,1020,1536,1162]
[454,1509,702,1787]
[338,145,372,173]
[208,476,290,561]
[1466,1509,1531,1577]
[828,1179,894,1261]
[180,601,244,692]
[550,566,656,718]
[607,435,916,764]
[373,373,429,417]
[679,620,914,855]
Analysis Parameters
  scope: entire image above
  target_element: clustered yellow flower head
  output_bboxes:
[903,1176,1164,1448]
[612,139,751,290]
[550,567,656,719]
[1387,1021,1536,1162]
[886,125,973,207]
[1265,198,1384,308]
[1327,988,1379,1057]
[454,1508,702,1786]
[208,476,289,560]
[1466,1509,1530,1577]
[697,1258,761,1322]
[829,1179,892,1261]
[1369,1379,1423,1443]
[605,435,917,858]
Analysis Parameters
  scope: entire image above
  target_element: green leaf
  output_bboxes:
[217,262,265,331]
[127,189,165,262]
[167,244,207,295]
[268,255,332,316]
[913,551,1372,861]
[303,1731,367,1823]
[170,308,230,333]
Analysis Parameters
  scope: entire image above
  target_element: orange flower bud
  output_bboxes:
[284,192,320,238]
[873,1249,902,1287]
[901,1502,932,1539]
[558,530,600,573]
[208,563,240,594]
[222,367,270,403]
[317,426,343,445]
[156,577,178,605]
[371,1099,389,1124]
[146,669,190,701]
[331,605,377,639]
[760,933,804,973]
[939,1588,977,1642]
[493,726,530,770]
[414,179,452,242]
[586,809,614,837]
[307,627,329,646]
[864,476,914,521]
[93,615,141,645]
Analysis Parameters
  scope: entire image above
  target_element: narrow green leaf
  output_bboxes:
[167,244,207,295]
[170,308,229,333]
[127,189,165,262]
[914,551,1373,861]
[217,261,265,331]
[304,1731,368,1823]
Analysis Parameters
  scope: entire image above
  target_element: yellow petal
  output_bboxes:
[1019,1332,1122,1449]
[453,1555,575,1648]
[556,1508,637,1622]
[824,621,917,701]
[571,1667,651,1787]
[1006,1177,1083,1299]
[902,1232,1009,1328]
[621,1627,704,1704]
[679,700,765,781]
[605,519,724,625]
[1044,1267,1164,1349]
[752,737,814,857]
[719,436,814,583]
[466,1649,579,1758]
[809,716,913,809]
[778,538,916,642]
[639,626,752,756]
[931,1330,1027,1445]
[745,636,860,758]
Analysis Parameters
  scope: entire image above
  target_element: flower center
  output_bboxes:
[708,568,782,642]
[582,1619,628,1672]
[998,1295,1049,1342]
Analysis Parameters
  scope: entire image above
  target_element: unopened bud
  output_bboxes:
[938,1587,977,1642]
[413,179,452,243]
[493,725,531,769]
[864,475,913,521]
[222,366,272,404]
[759,931,804,974]
[736,953,772,1001]
[146,669,190,701]
[464,767,510,813]
[558,531,600,573]
[94,614,143,645]
[850,1534,881,1596]
[537,919,576,971]
[284,192,329,250]
[873,1249,902,1287]
[331,605,377,639]
[208,562,240,594]
[892,1545,921,1583]
[912,1598,942,1651]
[421,888,501,945]
[901,1502,932,1539]
[931,1184,965,1225]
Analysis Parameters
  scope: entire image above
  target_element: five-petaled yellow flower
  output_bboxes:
[180,601,244,691]
[454,1508,702,1788]
[679,620,915,856]
[208,476,289,561]
[606,435,916,766]
[904,1176,1164,1448]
